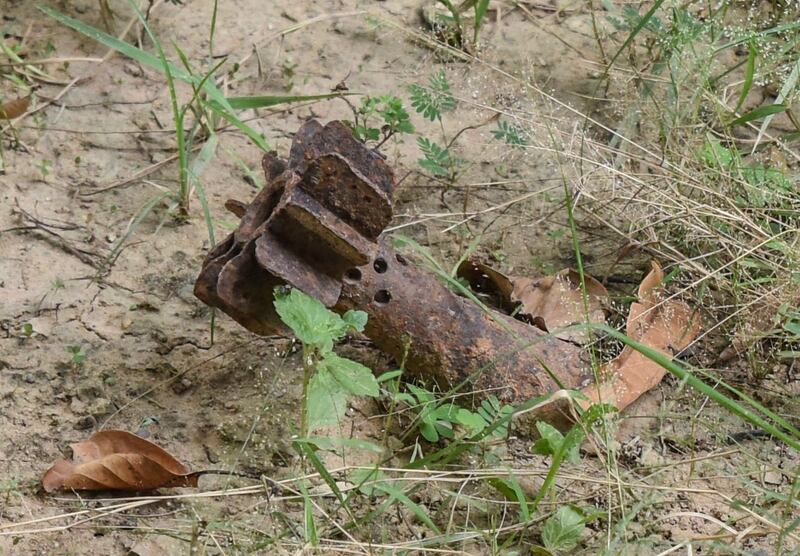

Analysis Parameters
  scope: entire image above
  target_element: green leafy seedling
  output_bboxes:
[273,287,377,437]
[409,70,456,122]
[350,95,414,144]
[402,385,513,443]
[532,421,581,465]
[417,137,461,178]
[493,119,529,147]
[66,345,86,365]
[540,506,587,553]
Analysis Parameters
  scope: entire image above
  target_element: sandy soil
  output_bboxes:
[0,0,797,554]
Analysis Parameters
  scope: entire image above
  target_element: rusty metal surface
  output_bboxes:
[335,240,591,404]
[194,119,591,410]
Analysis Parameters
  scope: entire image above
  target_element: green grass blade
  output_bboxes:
[191,133,218,244]
[293,440,354,519]
[596,324,800,451]
[696,368,800,439]
[224,93,354,110]
[730,104,788,127]
[372,481,442,535]
[205,101,270,151]
[39,4,271,151]
[753,55,799,150]
[529,404,614,514]
[301,436,384,453]
[606,0,667,70]
[297,479,318,546]
[105,191,172,269]
[209,0,219,59]
[734,42,757,114]
[38,5,191,81]
[474,0,491,42]
[489,476,530,522]
[127,2,187,205]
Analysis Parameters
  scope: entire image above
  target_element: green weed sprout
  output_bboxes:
[273,287,378,438]
[409,70,464,182]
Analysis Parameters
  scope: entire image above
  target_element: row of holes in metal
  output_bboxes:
[343,253,408,305]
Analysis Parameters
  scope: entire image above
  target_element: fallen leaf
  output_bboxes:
[42,430,198,492]
[512,269,608,343]
[459,259,699,418]
[456,260,516,312]
[581,261,699,411]
[0,95,31,119]
[458,261,608,343]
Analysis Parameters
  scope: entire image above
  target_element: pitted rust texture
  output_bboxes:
[334,241,589,404]
[195,120,591,409]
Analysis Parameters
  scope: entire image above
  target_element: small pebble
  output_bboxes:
[123,62,143,78]
[171,378,193,394]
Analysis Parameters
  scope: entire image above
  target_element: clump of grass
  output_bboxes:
[422,0,493,52]
[41,1,348,271]
[575,0,800,382]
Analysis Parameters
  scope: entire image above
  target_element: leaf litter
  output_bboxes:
[458,259,699,411]
[42,430,198,492]
[0,95,31,119]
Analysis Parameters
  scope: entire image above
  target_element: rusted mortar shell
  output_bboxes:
[334,240,592,405]
[195,119,592,422]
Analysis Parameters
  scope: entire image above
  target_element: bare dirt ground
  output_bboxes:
[1,0,798,554]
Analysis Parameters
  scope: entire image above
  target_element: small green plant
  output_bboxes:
[21,323,35,339]
[531,421,581,464]
[493,119,529,148]
[349,95,414,145]
[273,287,378,438]
[417,137,459,178]
[281,58,298,90]
[396,384,514,443]
[775,304,800,360]
[36,159,51,180]
[537,506,589,554]
[66,345,86,366]
[273,287,382,546]
[0,478,21,504]
[702,136,793,209]
[42,2,348,275]
[409,70,465,182]
[409,70,456,122]
[425,0,492,50]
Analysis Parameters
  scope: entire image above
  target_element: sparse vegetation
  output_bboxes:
[1,0,798,554]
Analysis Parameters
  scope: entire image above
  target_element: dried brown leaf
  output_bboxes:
[0,95,31,120]
[512,269,608,343]
[456,260,516,312]
[457,260,608,343]
[42,430,198,493]
[582,261,699,411]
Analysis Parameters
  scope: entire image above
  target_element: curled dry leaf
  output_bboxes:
[42,430,198,493]
[0,95,31,120]
[512,269,608,343]
[456,260,516,312]
[458,261,608,343]
[459,258,699,416]
[581,261,699,411]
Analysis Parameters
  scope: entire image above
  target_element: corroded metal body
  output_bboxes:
[195,120,591,406]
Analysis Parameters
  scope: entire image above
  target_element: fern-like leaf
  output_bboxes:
[492,120,529,147]
[417,137,451,176]
[409,70,456,121]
